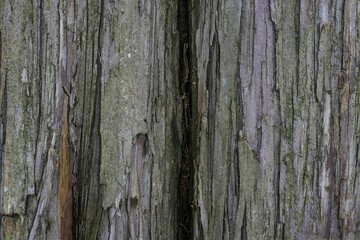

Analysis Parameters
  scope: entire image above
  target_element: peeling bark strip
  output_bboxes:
[0,0,359,239]
[127,133,151,239]
[58,94,73,240]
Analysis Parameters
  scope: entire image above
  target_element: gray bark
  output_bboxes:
[0,0,359,239]
[191,0,359,239]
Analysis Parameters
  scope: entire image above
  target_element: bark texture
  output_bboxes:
[0,0,359,239]
[191,0,360,239]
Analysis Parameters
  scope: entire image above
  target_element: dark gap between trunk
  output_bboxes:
[178,0,192,239]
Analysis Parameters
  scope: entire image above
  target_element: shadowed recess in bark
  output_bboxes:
[0,30,4,186]
[77,0,104,239]
[178,0,193,238]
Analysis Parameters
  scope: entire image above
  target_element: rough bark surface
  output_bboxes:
[190,0,360,239]
[0,0,359,240]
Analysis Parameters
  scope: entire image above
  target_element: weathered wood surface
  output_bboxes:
[191,0,359,239]
[0,0,359,239]
[1,0,180,239]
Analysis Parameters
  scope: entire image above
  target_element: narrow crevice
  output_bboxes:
[0,30,4,186]
[34,0,44,193]
[205,33,220,215]
[178,0,192,239]
[77,0,104,238]
[38,0,44,116]
[295,0,300,98]
[274,128,281,238]
[325,121,336,240]
[241,203,247,240]
[0,79,6,186]
[269,7,283,238]
[0,72,6,239]
[313,0,319,104]
[76,0,89,237]
[0,29,6,236]
[233,12,244,238]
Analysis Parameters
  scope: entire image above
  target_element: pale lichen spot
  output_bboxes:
[21,67,27,83]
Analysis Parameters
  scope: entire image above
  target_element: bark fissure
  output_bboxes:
[178,0,192,238]
[0,76,6,187]
[0,65,6,239]
[269,2,283,239]
[36,0,44,148]
[0,30,4,187]
[78,0,104,238]
[76,1,88,236]
[240,204,247,240]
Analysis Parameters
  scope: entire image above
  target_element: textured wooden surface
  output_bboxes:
[191,0,359,239]
[0,0,359,239]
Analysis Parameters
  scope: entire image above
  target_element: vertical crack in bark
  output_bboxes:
[34,0,44,190]
[295,0,300,98]
[232,18,243,239]
[240,203,247,240]
[338,8,349,240]
[313,0,320,104]
[206,33,220,212]
[0,31,1,85]
[325,124,336,239]
[78,0,104,238]
[0,30,6,236]
[0,82,5,187]
[274,124,282,238]
[38,0,43,122]
[270,7,283,238]
[76,1,89,237]
[178,0,192,238]
[0,30,4,186]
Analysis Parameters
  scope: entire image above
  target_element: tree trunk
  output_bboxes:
[0,0,359,239]
[191,0,360,239]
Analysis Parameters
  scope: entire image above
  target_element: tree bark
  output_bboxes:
[0,0,359,239]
